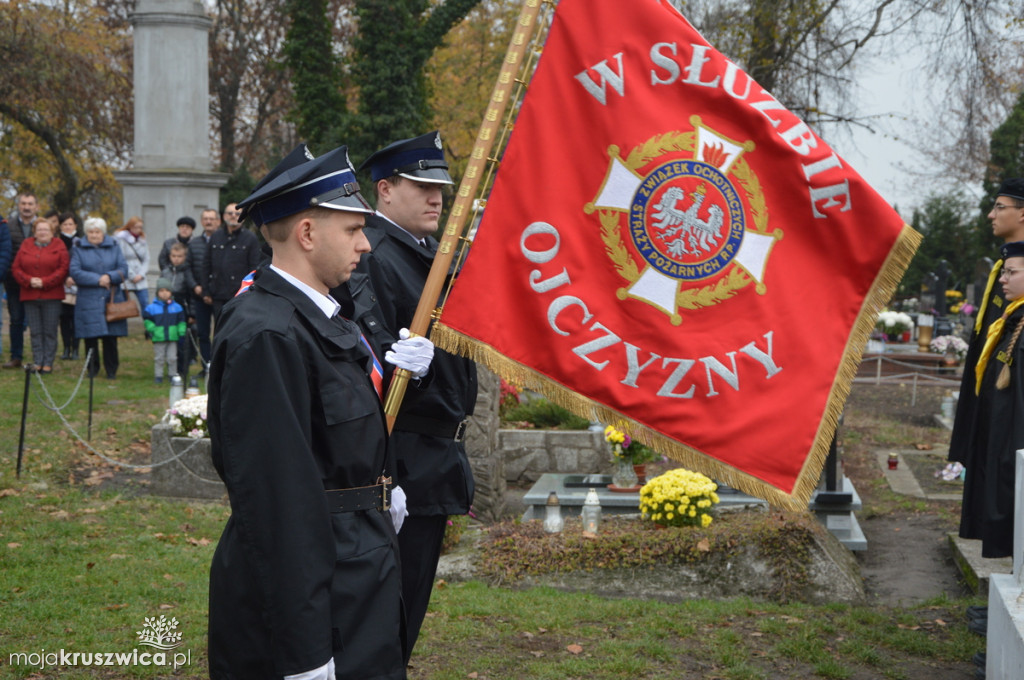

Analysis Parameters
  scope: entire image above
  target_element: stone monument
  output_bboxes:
[114,0,227,282]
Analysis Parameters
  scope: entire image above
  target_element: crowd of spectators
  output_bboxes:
[0,194,260,381]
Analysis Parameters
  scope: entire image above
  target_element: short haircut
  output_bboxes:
[169,242,188,254]
[262,207,336,242]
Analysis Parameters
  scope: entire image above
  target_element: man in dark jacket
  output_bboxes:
[355,131,477,662]
[4,192,38,368]
[202,202,261,323]
[157,215,196,270]
[208,143,432,680]
[188,208,218,372]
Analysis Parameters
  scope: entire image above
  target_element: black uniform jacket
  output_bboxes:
[207,268,405,679]
[958,305,1024,558]
[355,213,476,516]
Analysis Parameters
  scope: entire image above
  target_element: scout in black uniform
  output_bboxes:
[354,131,476,661]
[207,144,432,680]
[960,241,1024,561]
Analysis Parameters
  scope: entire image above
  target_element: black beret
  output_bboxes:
[176,216,196,229]
[1001,241,1024,260]
[997,178,1024,202]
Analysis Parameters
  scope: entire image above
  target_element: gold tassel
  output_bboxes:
[997,364,1011,390]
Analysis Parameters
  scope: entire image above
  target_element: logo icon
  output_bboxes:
[586,115,782,325]
[136,615,183,650]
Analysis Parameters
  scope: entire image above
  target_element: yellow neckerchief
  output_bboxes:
[975,296,1024,393]
[974,259,1004,334]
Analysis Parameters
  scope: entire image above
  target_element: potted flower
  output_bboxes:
[151,393,222,499]
[604,425,660,489]
[638,468,720,528]
[929,335,968,367]
[875,310,914,342]
[166,394,209,439]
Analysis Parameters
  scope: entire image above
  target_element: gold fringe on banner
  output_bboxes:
[435,223,922,511]
[790,222,923,507]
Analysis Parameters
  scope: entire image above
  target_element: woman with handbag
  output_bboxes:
[113,216,150,317]
[58,212,82,360]
[70,217,130,379]
[11,219,69,374]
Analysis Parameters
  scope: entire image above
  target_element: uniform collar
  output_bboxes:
[269,264,339,319]
[373,211,430,249]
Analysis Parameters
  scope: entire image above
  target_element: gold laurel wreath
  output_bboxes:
[598,130,769,311]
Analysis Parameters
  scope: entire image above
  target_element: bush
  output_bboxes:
[501,398,591,429]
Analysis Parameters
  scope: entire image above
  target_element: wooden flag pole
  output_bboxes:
[383,0,548,432]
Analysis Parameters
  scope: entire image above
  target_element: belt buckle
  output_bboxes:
[454,420,467,443]
[377,475,392,511]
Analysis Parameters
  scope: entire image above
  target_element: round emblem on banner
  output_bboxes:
[629,160,745,282]
[585,116,781,325]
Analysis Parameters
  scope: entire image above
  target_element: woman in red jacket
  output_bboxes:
[12,219,69,374]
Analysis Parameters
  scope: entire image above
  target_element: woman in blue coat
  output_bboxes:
[69,217,129,379]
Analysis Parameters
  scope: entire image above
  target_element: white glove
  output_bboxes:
[384,328,434,378]
[284,657,335,680]
[390,485,409,533]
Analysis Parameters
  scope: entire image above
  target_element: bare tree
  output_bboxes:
[673,0,1023,195]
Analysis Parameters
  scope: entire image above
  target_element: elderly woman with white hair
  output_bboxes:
[69,217,130,379]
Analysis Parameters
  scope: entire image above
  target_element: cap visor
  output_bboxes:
[399,167,453,185]
[316,190,373,214]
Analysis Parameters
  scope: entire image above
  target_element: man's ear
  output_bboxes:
[295,216,316,252]
[376,178,393,205]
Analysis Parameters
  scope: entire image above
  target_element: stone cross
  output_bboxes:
[934,259,951,317]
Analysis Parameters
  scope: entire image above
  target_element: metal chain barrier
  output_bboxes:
[24,348,217,476]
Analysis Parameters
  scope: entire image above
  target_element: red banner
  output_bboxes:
[435,0,919,508]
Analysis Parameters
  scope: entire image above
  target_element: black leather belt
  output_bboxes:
[325,476,392,513]
[393,414,467,442]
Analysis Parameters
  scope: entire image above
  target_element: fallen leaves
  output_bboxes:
[566,643,583,655]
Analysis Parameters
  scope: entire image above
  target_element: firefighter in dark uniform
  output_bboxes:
[206,143,433,680]
[354,131,476,661]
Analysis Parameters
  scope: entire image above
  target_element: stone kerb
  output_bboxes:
[501,428,608,484]
[150,424,226,500]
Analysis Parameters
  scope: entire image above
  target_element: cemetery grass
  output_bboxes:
[0,331,983,679]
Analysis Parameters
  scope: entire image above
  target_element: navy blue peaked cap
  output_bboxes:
[237,144,372,226]
[359,131,453,185]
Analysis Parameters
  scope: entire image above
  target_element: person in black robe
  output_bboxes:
[949,178,1024,471]
[959,240,1024,559]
